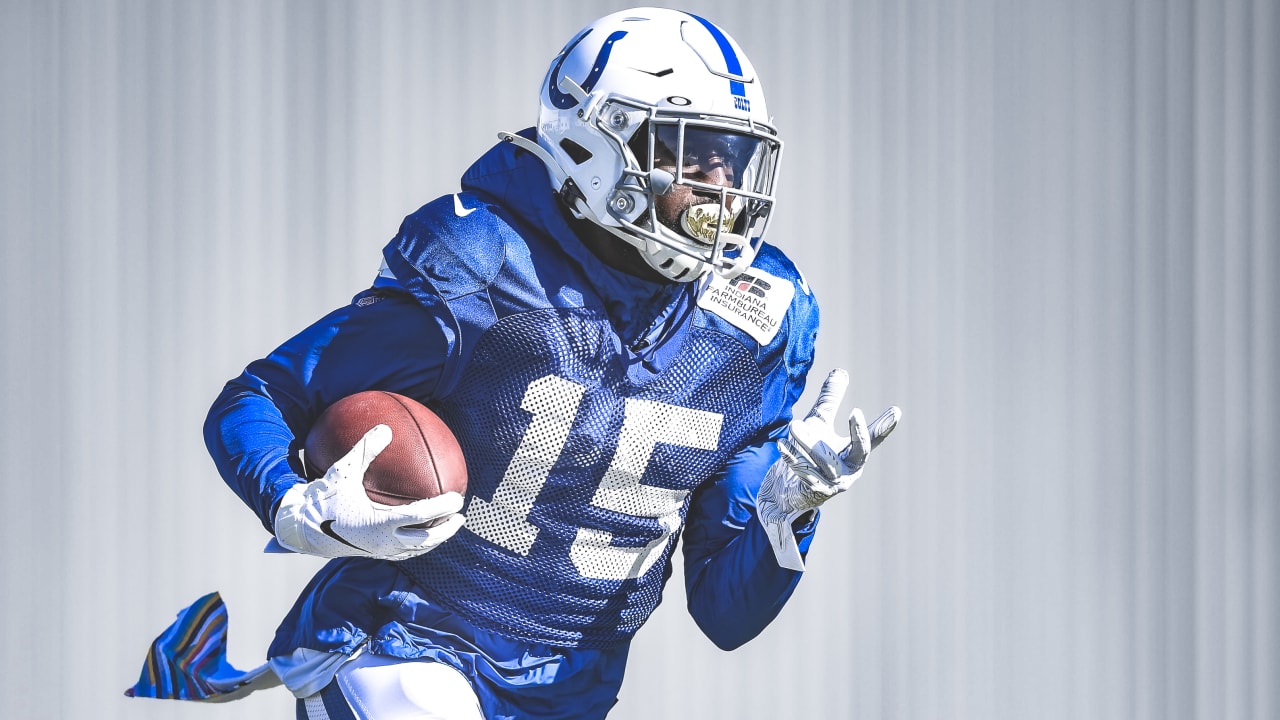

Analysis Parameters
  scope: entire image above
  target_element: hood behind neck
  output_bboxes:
[460,128,688,320]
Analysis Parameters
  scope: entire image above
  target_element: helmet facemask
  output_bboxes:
[590,100,782,281]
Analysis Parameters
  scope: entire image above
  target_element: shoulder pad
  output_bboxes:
[383,192,508,300]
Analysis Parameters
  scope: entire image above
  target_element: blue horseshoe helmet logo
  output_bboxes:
[548,29,629,110]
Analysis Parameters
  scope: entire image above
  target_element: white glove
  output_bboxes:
[757,368,900,571]
[272,424,466,561]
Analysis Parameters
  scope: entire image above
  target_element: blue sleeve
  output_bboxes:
[681,282,820,651]
[681,427,820,650]
[203,289,454,533]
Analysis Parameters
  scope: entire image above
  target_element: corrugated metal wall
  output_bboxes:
[1,1,1275,718]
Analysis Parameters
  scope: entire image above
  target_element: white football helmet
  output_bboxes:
[500,7,783,282]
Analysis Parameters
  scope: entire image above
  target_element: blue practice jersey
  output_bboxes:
[203,130,821,713]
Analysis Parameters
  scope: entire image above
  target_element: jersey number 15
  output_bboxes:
[465,375,724,581]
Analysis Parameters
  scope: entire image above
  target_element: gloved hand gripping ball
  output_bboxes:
[274,391,468,561]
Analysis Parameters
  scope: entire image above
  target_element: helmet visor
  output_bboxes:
[651,123,777,197]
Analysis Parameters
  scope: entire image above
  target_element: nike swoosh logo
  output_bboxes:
[320,520,368,553]
[453,193,475,217]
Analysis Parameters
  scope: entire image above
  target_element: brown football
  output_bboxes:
[303,391,467,505]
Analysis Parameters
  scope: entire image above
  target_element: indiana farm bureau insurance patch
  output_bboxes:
[697,267,796,345]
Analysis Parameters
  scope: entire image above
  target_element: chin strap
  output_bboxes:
[711,249,755,279]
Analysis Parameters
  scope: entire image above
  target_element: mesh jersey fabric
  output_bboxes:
[399,308,765,647]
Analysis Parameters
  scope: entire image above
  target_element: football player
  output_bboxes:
[128,7,899,718]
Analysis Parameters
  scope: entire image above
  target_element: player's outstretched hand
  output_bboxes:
[273,425,466,561]
[757,368,900,570]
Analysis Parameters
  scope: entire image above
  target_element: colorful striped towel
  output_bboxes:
[125,591,280,701]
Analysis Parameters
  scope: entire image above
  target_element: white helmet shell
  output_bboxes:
[526,7,783,282]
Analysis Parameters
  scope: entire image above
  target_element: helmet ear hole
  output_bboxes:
[559,138,593,165]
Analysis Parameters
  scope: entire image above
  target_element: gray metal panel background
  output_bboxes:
[1,1,1275,718]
